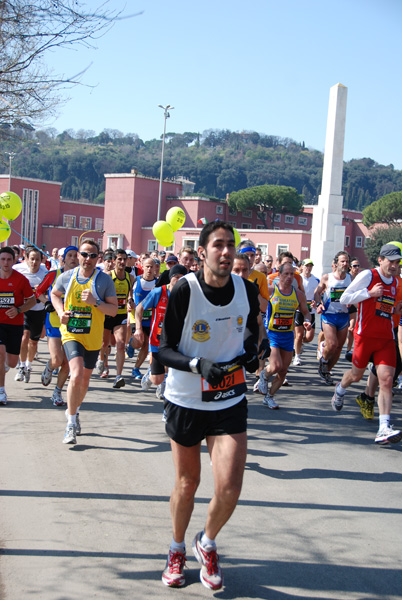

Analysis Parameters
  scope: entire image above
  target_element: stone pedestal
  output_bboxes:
[310,83,348,276]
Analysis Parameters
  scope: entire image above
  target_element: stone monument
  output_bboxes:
[310,83,348,276]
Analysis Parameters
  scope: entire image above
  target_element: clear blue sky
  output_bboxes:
[45,0,402,169]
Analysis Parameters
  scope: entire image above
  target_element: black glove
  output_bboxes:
[237,352,259,374]
[258,338,271,360]
[44,300,55,313]
[199,359,226,386]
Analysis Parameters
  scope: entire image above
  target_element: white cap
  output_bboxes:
[126,249,138,258]
[58,247,65,257]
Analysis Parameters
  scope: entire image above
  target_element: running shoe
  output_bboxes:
[161,548,186,588]
[113,375,126,389]
[15,366,25,382]
[257,373,269,395]
[192,531,223,591]
[96,359,105,376]
[41,361,53,386]
[126,339,135,359]
[51,388,65,407]
[263,393,279,409]
[364,399,375,420]
[156,379,166,399]
[282,378,291,386]
[292,356,301,367]
[375,425,402,445]
[100,368,109,379]
[141,367,152,391]
[0,391,7,405]
[24,368,31,383]
[344,350,353,362]
[331,384,344,412]
[63,424,77,444]
[131,367,142,379]
[316,340,325,360]
[76,413,81,436]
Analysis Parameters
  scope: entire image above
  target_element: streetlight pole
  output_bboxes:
[157,104,174,222]
[7,152,15,190]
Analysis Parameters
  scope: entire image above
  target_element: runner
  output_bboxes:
[331,244,402,445]
[51,240,117,445]
[314,251,351,385]
[258,262,311,408]
[344,257,361,361]
[158,221,259,590]
[13,246,48,383]
[35,246,79,406]
[0,247,36,405]
[99,249,134,388]
[292,259,319,366]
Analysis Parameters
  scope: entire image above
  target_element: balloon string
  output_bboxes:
[8,225,46,254]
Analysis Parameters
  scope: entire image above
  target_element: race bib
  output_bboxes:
[0,292,15,309]
[143,308,152,320]
[67,310,92,334]
[201,362,247,402]
[117,294,127,309]
[330,287,346,302]
[375,294,394,319]
[272,311,294,331]
[307,301,312,312]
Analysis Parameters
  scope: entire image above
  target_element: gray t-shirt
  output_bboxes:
[54,267,116,300]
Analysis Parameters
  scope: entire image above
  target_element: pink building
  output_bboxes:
[0,175,104,252]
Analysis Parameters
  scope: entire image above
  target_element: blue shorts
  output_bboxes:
[45,313,61,338]
[321,312,349,331]
[268,330,294,352]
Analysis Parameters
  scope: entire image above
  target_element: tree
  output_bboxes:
[0,1,137,141]
[228,185,304,228]
[362,191,402,227]
[364,224,402,266]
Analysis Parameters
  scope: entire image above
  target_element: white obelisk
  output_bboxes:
[310,83,348,276]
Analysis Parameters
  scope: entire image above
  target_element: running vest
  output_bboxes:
[111,270,131,315]
[356,269,397,339]
[60,267,105,351]
[133,275,155,326]
[149,285,169,350]
[267,284,299,332]
[165,273,249,411]
[323,273,351,314]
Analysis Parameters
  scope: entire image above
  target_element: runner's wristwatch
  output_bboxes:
[189,357,201,374]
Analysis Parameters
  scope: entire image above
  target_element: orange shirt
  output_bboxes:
[267,270,304,292]
[248,269,269,301]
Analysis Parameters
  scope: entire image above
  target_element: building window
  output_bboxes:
[107,234,124,250]
[257,244,268,256]
[63,215,76,228]
[148,240,157,252]
[298,216,308,226]
[216,205,224,215]
[345,236,350,248]
[97,238,103,248]
[274,214,281,222]
[257,211,267,220]
[229,221,237,228]
[355,236,363,248]
[183,239,199,250]
[284,215,294,224]
[71,236,79,246]
[242,223,252,229]
[79,216,92,230]
[22,188,39,244]
[277,244,289,255]
[256,224,264,229]
[242,210,252,218]
[228,207,237,216]
[95,218,104,230]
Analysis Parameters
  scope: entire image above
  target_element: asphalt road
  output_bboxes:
[1,339,401,600]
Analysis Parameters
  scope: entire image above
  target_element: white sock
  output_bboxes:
[25,360,32,370]
[170,539,185,552]
[337,383,347,396]
[67,414,76,426]
[379,415,390,428]
[201,532,216,548]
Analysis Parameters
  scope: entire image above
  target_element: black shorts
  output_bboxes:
[63,340,99,370]
[294,311,316,328]
[164,397,248,447]
[24,309,46,341]
[150,352,165,376]
[104,313,127,331]
[0,323,24,355]
[348,305,357,315]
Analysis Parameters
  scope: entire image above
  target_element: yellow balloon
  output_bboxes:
[166,207,186,232]
[233,227,241,248]
[0,191,22,221]
[152,220,174,247]
[389,240,402,265]
[0,218,11,243]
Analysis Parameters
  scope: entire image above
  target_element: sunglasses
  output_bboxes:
[80,251,98,259]
[351,264,360,268]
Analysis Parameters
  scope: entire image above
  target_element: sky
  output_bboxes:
[44,0,402,169]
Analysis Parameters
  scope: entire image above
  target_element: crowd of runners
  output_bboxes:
[1,222,401,591]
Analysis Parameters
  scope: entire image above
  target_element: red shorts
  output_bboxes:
[353,334,396,370]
